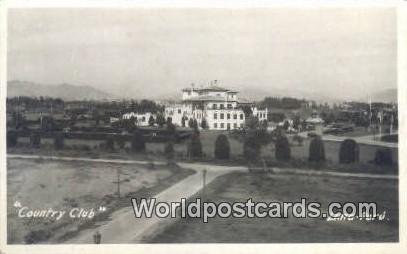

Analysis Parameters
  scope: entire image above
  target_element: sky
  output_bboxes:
[7,8,397,100]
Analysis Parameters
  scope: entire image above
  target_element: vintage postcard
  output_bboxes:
[0,0,406,253]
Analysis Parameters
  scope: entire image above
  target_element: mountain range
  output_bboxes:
[7,80,397,103]
[7,81,113,101]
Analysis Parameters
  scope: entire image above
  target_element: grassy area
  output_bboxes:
[7,158,194,244]
[147,171,398,243]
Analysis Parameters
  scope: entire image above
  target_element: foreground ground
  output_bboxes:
[7,158,193,244]
[147,171,398,243]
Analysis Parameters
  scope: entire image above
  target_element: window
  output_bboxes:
[233,123,237,129]
[213,104,217,109]
[220,113,224,119]
[142,116,146,121]
[220,104,224,109]
[240,123,244,128]
[227,123,230,130]
[220,123,224,129]
[178,109,181,114]
[227,104,232,109]
[214,123,218,129]
[214,113,217,119]
[227,113,230,119]
[240,114,244,120]
[233,114,237,119]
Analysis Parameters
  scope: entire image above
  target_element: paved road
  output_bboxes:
[7,154,397,243]
[63,162,246,243]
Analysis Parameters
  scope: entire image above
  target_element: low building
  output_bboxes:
[122,112,155,126]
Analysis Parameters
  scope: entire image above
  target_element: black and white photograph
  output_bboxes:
[1,1,406,253]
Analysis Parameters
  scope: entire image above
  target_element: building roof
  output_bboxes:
[199,85,229,92]
[238,98,254,104]
[182,85,237,93]
[183,95,227,102]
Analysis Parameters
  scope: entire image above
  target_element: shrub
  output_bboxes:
[374,148,393,165]
[243,135,260,162]
[7,131,18,148]
[131,131,146,152]
[188,118,194,128]
[148,115,155,126]
[201,118,208,129]
[117,138,125,149]
[292,134,304,146]
[214,134,230,160]
[187,133,202,159]
[275,135,291,162]
[53,133,64,150]
[308,135,325,163]
[164,141,175,161]
[105,136,115,151]
[167,122,176,137]
[339,139,359,164]
[30,132,41,148]
[24,229,52,244]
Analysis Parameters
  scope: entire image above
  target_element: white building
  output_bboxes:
[165,82,268,130]
[122,112,155,126]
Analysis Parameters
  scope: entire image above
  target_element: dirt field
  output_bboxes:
[148,172,398,243]
[7,158,191,244]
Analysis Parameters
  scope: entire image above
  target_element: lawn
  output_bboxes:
[147,171,398,243]
[7,158,192,244]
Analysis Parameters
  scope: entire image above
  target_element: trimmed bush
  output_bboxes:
[117,138,125,149]
[243,135,260,162]
[339,139,359,164]
[164,141,175,161]
[188,118,194,128]
[148,115,155,126]
[7,131,18,148]
[54,133,64,150]
[374,148,393,166]
[30,132,41,148]
[308,135,325,163]
[201,118,208,129]
[275,135,291,162]
[292,134,304,146]
[105,136,115,151]
[131,131,146,152]
[187,133,202,159]
[214,134,230,160]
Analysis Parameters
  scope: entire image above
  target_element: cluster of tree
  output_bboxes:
[127,99,164,114]
[259,97,306,110]
[7,96,65,112]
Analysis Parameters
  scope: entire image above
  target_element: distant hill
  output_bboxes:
[7,81,113,101]
[370,88,397,103]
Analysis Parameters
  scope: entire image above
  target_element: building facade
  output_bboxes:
[165,83,268,130]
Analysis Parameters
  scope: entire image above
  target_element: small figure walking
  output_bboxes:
[93,231,102,244]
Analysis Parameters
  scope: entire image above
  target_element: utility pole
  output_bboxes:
[202,169,207,197]
[112,169,127,198]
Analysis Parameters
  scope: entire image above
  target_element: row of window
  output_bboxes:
[212,103,234,109]
[214,113,244,120]
[257,112,267,118]
[213,123,243,129]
